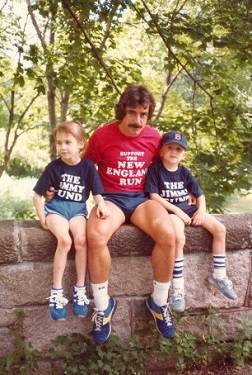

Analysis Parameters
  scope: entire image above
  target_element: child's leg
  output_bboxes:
[46,214,71,320]
[170,214,185,283]
[69,216,87,286]
[202,214,226,278]
[46,214,72,288]
[69,216,90,317]
[170,215,186,312]
[202,214,237,300]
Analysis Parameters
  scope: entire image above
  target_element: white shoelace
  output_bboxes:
[173,288,184,300]
[75,288,90,306]
[161,305,173,326]
[47,294,68,309]
[222,278,233,289]
[92,308,104,332]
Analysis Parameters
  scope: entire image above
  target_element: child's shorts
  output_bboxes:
[44,198,87,220]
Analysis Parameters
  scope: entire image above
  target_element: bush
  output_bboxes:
[0,196,36,220]
[6,153,46,179]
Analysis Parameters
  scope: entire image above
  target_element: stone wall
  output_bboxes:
[0,213,252,362]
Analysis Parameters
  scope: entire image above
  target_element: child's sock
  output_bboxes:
[153,280,171,306]
[213,254,226,279]
[91,281,109,311]
[172,258,184,288]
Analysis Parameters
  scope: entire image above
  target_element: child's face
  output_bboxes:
[55,131,84,163]
[160,143,186,166]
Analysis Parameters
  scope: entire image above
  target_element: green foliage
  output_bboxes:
[49,334,146,374]
[47,309,252,374]
[0,309,40,375]
[0,308,251,374]
[0,0,252,211]
[6,154,45,179]
[0,195,36,220]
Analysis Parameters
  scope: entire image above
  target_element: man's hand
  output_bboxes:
[188,192,197,205]
[96,201,111,219]
[44,186,55,202]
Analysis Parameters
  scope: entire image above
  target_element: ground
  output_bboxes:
[155,360,252,375]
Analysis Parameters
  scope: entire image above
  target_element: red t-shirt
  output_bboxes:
[83,121,161,192]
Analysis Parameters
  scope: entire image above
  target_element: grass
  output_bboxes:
[0,173,37,200]
[225,193,252,213]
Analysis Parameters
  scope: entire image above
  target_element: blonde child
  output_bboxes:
[33,120,110,321]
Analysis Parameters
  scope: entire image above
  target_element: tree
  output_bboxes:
[26,0,139,159]
[119,0,252,211]
[1,0,251,211]
[0,1,44,178]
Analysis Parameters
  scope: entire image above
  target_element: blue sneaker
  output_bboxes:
[146,295,175,338]
[92,297,117,344]
[209,275,238,300]
[171,287,186,313]
[47,289,68,321]
[73,286,90,317]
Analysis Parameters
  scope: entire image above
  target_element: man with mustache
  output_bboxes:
[84,84,176,344]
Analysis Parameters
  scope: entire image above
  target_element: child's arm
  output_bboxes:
[149,193,192,225]
[191,195,206,226]
[93,194,111,219]
[33,193,48,230]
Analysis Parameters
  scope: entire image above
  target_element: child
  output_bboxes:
[145,130,237,313]
[33,120,110,321]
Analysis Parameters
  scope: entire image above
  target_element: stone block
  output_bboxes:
[22,305,93,352]
[0,328,15,357]
[19,220,75,262]
[183,251,251,310]
[0,262,77,308]
[109,257,153,296]
[0,221,19,264]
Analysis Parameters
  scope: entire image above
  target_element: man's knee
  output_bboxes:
[152,221,175,246]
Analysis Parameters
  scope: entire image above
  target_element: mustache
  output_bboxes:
[128,123,142,129]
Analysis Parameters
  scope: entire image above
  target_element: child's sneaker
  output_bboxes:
[171,287,185,313]
[209,275,238,300]
[146,295,175,338]
[73,286,90,317]
[47,288,68,321]
[92,297,117,344]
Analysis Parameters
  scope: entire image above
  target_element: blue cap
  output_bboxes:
[161,131,187,150]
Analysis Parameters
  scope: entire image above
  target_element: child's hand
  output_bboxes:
[177,211,192,226]
[191,210,205,226]
[187,193,196,205]
[40,218,49,230]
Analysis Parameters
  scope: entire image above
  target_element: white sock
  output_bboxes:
[153,280,171,306]
[213,254,226,279]
[91,281,109,311]
[173,276,184,289]
[214,268,227,279]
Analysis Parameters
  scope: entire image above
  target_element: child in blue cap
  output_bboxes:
[145,130,237,312]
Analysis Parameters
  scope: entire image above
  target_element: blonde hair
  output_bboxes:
[53,121,86,151]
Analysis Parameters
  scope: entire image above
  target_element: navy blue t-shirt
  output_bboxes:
[145,161,203,214]
[33,158,104,203]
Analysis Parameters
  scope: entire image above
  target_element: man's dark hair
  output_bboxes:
[115,84,156,121]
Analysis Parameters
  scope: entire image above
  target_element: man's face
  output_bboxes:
[118,104,150,137]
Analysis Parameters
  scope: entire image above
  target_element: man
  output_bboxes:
[84,84,176,344]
